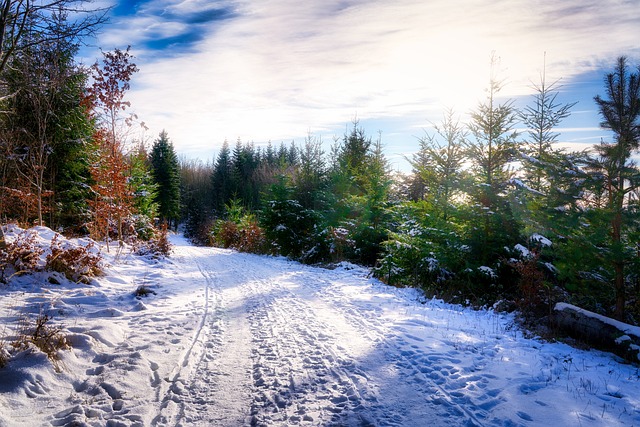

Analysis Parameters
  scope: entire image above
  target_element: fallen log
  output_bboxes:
[552,302,640,364]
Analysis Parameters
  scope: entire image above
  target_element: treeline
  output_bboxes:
[0,2,180,253]
[181,57,640,326]
[0,1,637,327]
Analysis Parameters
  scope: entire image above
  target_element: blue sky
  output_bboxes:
[84,0,640,171]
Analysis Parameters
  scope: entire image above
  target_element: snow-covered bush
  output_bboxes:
[45,234,102,283]
[136,222,173,258]
[0,229,43,282]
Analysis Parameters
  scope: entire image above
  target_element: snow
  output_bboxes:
[530,233,552,247]
[478,265,497,278]
[514,243,530,258]
[0,228,639,426]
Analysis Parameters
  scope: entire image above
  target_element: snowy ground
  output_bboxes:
[0,229,639,426]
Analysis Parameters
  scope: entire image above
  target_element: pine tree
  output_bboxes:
[150,130,181,229]
[230,140,260,209]
[338,119,372,195]
[589,57,640,319]
[1,20,93,227]
[128,142,159,239]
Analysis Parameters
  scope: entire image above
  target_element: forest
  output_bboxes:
[0,1,639,334]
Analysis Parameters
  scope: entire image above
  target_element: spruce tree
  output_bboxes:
[1,20,94,227]
[295,132,326,210]
[520,62,576,193]
[465,55,521,266]
[211,140,233,213]
[411,109,467,221]
[150,130,181,229]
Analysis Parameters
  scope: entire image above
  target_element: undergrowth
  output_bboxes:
[134,284,156,298]
[46,234,103,283]
[13,312,69,371]
[0,230,43,283]
[135,222,172,258]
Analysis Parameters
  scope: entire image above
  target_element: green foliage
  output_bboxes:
[375,201,465,290]
[150,130,181,227]
[410,109,468,219]
[211,140,233,213]
[167,58,640,325]
[260,178,320,259]
[128,144,159,240]
[210,199,267,254]
[0,21,94,228]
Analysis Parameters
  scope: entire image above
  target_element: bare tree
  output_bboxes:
[0,0,108,76]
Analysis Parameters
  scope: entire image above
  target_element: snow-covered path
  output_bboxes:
[1,232,639,426]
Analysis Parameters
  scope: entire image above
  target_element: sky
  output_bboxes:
[82,0,640,172]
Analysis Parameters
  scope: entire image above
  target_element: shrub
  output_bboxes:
[136,222,172,258]
[0,340,8,369]
[0,230,43,282]
[210,218,267,254]
[14,312,69,371]
[237,221,267,254]
[45,234,102,283]
[134,284,156,298]
[210,219,239,248]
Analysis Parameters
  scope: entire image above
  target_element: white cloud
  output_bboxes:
[90,0,640,161]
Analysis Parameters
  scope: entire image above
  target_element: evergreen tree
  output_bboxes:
[520,60,577,193]
[230,139,260,209]
[211,140,233,213]
[337,119,372,195]
[295,132,326,210]
[264,141,276,166]
[516,62,578,240]
[277,141,289,166]
[287,140,299,166]
[128,143,159,240]
[410,109,467,221]
[465,55,521,266]
[260,176,319,260]
[588,57,640,319]
[1,18,93,227]
[150,130,181,228]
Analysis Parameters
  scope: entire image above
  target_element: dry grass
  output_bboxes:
[13,312,69,371]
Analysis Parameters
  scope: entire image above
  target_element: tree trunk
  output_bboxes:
[0,224,5,250]
[37,186,43,227]
[553,303,640,364]
[612,198,625,320]
[614,261,625,320]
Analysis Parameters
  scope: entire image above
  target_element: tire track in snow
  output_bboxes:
[176,263,253,426]
[151,250,221,426]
